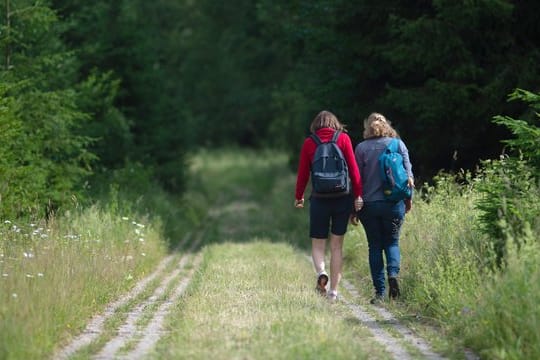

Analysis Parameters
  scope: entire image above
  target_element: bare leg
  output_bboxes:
[311,238,326,274]
[329,233,344,293]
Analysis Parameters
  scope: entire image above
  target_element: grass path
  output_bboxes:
[54,232,204,360]
[54,149,449,359]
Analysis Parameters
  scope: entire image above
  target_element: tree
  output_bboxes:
[0,0,95,217]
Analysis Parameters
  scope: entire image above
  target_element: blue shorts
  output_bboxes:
[309,194,354,238]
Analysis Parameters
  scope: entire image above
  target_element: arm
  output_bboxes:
[340,133,363,198]
[339,133,364,212]
[295,138,312,202]
[398,140,414,210]
[398,140,414,180]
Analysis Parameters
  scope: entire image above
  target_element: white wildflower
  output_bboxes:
[4,220,11,224]
[122,217,129,221]
[37,273,44,277]
[139,238,145,242]
[23,252,35,258]
[12,293,17,298]
[141,252,146,257]
[134,228,141,235]
[2,273,8,277]
[26,274,34,278]
[136,223,145,228]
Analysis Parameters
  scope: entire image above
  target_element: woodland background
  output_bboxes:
[2,2,540,358]
[1,0,539,218]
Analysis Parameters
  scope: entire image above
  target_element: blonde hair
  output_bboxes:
[310,110,345,133]
[363,112,398,139]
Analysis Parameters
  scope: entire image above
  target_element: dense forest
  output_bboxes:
[1,0,539,218]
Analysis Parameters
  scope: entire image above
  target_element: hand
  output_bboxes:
[294,198,304,208]
[350,213,359,226]
[354,196,364,212]
[405,198,412,213]
[407,177,415,189]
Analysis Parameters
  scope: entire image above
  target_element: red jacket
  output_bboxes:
[295,128,362,200]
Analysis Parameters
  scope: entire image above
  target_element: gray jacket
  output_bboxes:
[355,137,413,202]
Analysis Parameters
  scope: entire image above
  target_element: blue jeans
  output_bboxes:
[358,201,405,296]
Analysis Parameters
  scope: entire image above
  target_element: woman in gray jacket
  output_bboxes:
[354,112,414,304]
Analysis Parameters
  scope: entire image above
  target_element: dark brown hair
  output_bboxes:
[310,110,345,133]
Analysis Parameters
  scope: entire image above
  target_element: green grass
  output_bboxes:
[456,231,540,360]
[154,241,390,360]
[0,204,167,359]
[3,147,539,359]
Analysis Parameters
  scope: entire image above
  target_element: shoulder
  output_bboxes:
[397,138,409,150]
[301,136,317,152]
[357,137,386,147]
[336,130,352,144]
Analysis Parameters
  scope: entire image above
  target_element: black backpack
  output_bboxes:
[310,130,350,196]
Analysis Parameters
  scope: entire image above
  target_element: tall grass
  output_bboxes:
[456,228,540,359]
[345,173,484,322]
[0,195,167,359]
[345,169,540,357]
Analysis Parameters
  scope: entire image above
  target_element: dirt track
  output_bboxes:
[55,240,455,360]
[54,232,203,360]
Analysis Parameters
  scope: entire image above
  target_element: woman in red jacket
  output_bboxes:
[295,110,364,301]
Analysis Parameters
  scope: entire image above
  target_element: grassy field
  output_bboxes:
[0,205,167,359]
[1,148,539,359]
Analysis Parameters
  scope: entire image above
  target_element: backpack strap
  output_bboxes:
[310,130,342,145]
[309,130,341,145]
[310,133,322,145]
[387,138,399,153]
[331,130,341,143]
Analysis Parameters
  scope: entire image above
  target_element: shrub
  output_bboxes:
[474,89,540,266]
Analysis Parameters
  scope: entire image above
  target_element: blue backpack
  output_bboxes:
[310,131,350,196]
[378,138,411,201]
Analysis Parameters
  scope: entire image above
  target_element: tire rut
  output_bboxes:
[306,255,446,360]
[341,279,446,360]
[55,231,204,360]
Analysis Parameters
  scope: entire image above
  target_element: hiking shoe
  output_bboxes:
[370,294,385,305]
[316,271,329,297]
[327,290,338,303]
[388,277,400,300]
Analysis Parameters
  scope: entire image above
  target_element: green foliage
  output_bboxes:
[75,70,132,169]
[475,89,540,265]
[493,89,540,170]
[475,156,540,262]
[51,0,190,192]
[190,0,539,180]
[0,1,95,218]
